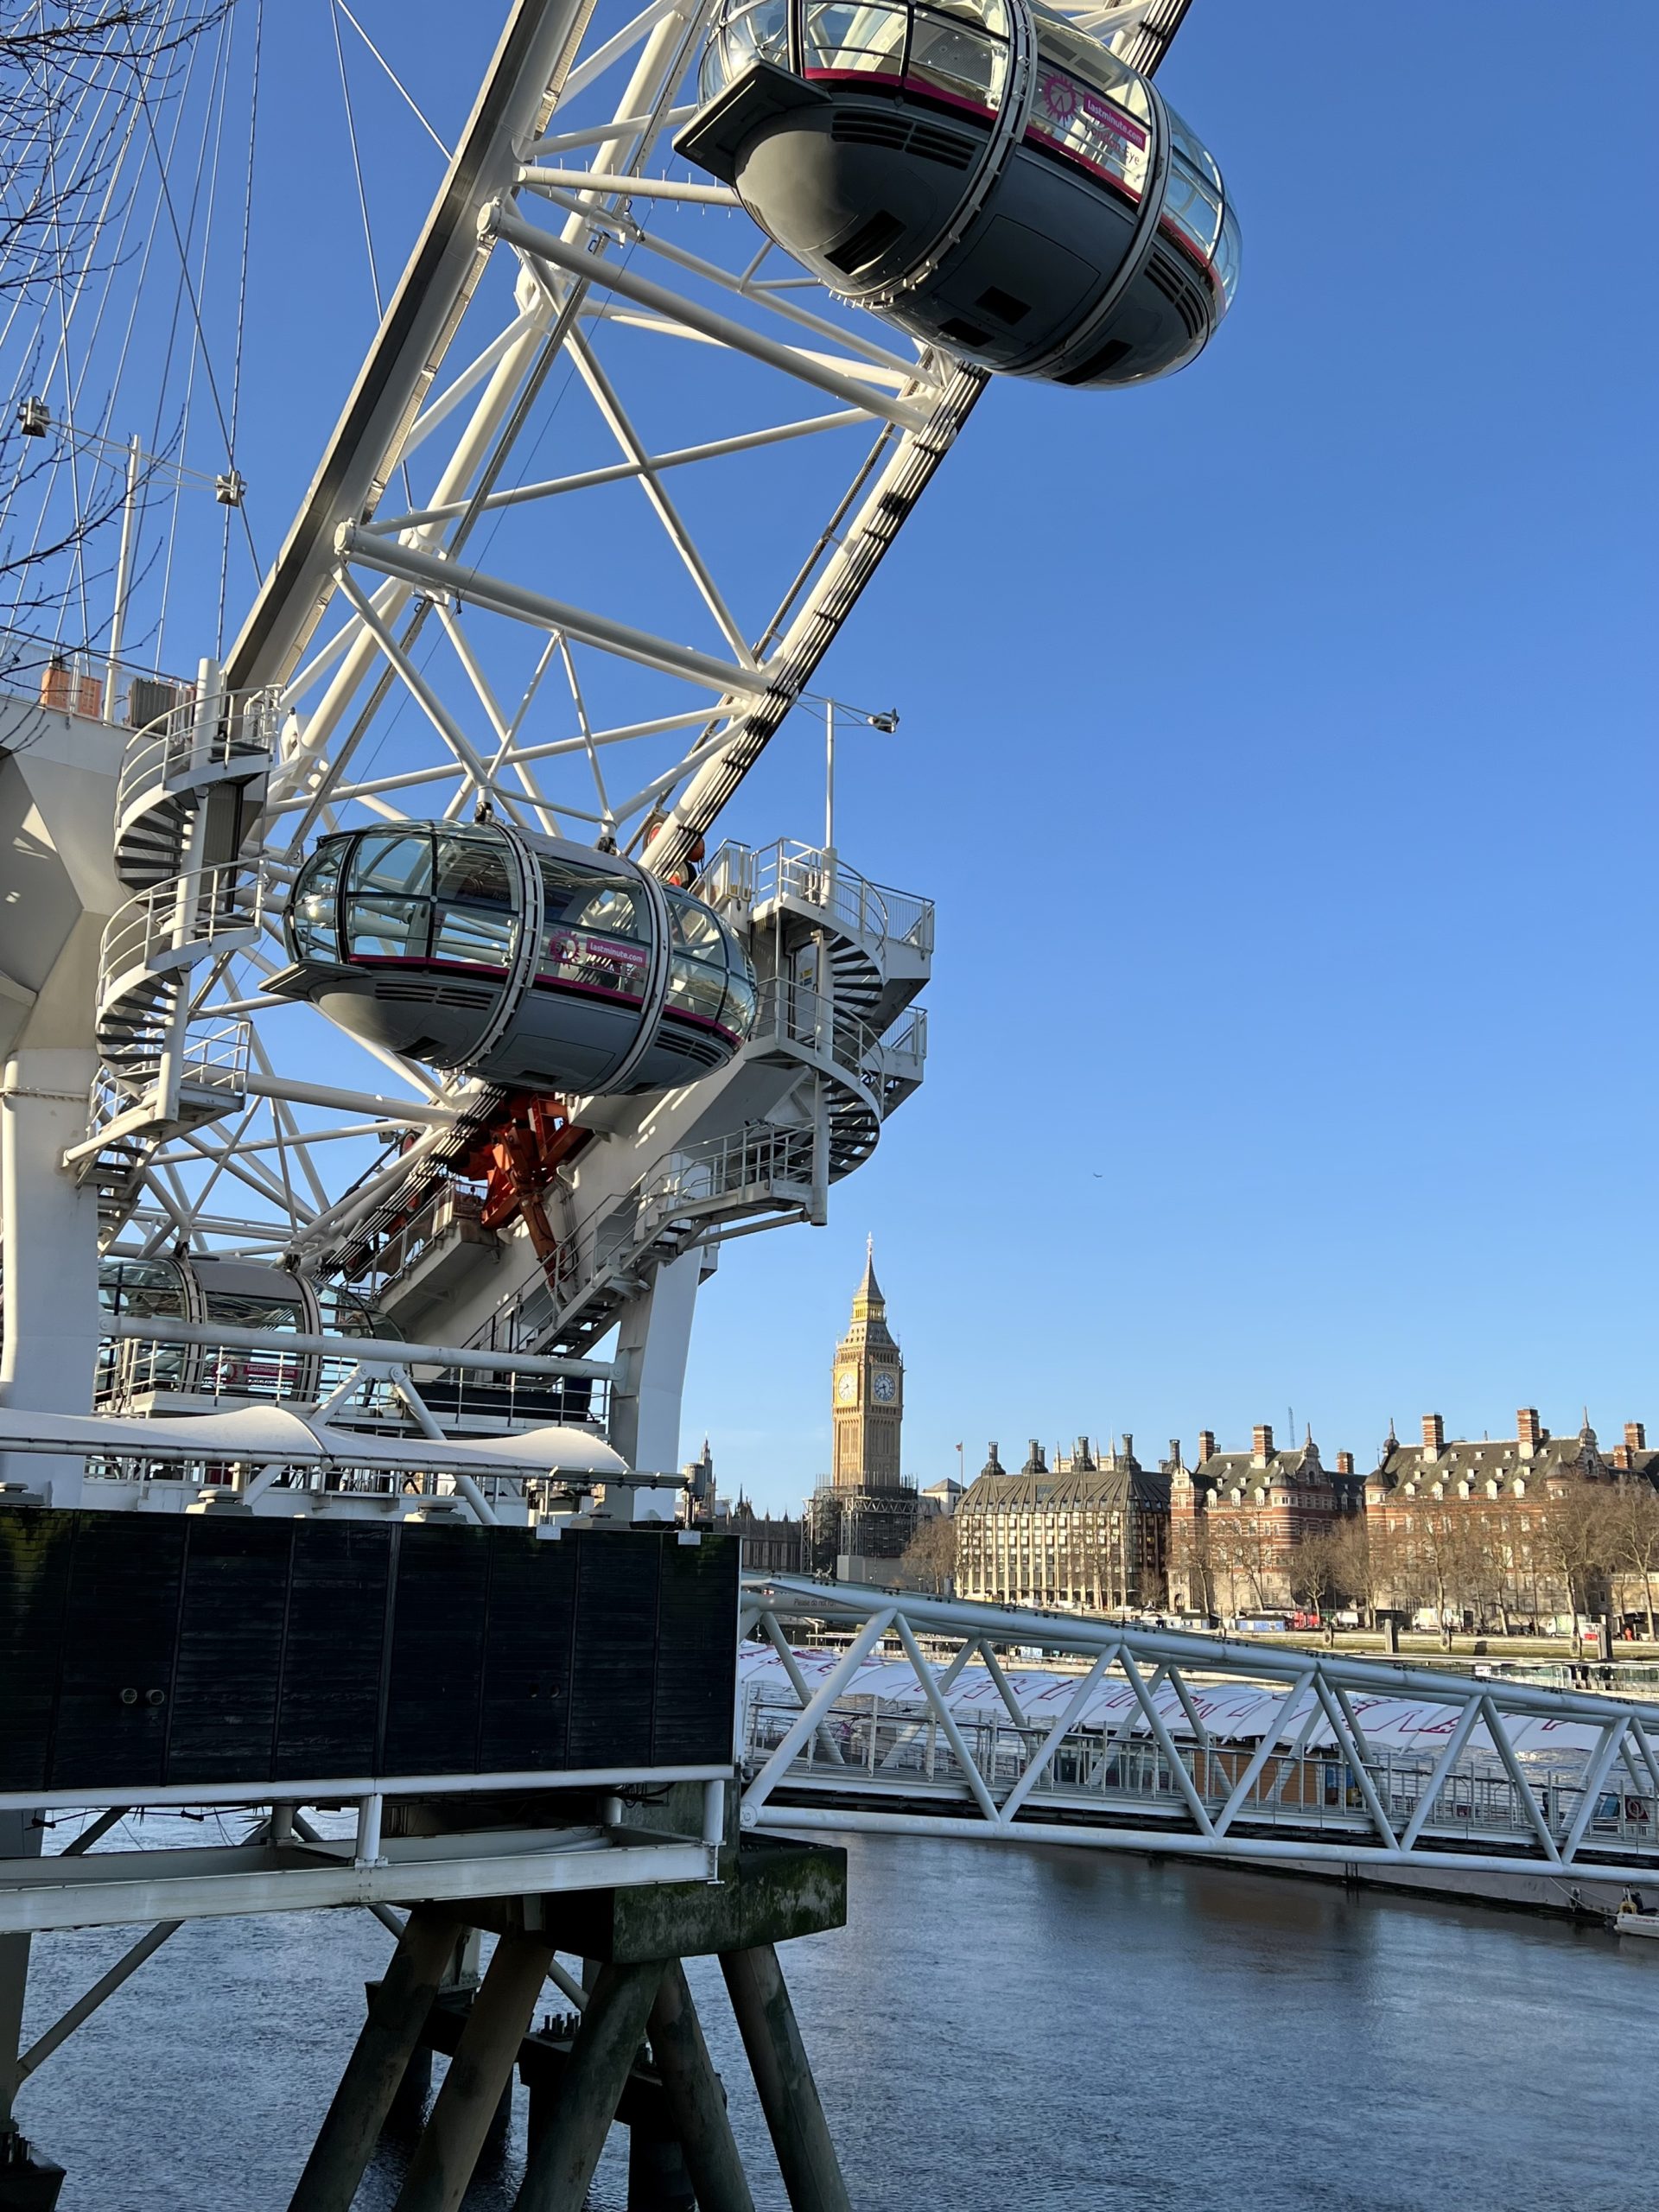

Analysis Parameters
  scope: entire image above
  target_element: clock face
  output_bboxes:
[873,1370,897,1404]
[836,1370,857,1403]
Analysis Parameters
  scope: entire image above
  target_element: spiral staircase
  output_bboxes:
[62,671,276,1232]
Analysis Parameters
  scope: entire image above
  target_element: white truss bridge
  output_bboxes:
[736,1579,1659,1892]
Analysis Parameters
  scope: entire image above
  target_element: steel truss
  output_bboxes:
[64,0,1195,1350]
[737,1580,1659,1887]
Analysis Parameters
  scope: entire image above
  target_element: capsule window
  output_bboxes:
[431,903,515,970]
[347,893,431,962]
[348,831,434,898]
[668,893,728,959]
[1213,200,1242,305]
[1162,151,1224,266]
[721,968,759,1035]
[705,0,789,95]
[924,0,1010,30]
[801,0,907,79]
[434,834,512,908]
[906,10,1006,113]
[95,1259,189,1395]
[668,953,730,1029]
[1031,14,1150,121]
[289,839,344,962]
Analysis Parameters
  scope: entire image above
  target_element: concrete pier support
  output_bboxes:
[648,1963,755,2212]
[394,1931,553,2212]
[720,1946,851,2212]
[287,1907,462,2212]
[516,1961,664,2212]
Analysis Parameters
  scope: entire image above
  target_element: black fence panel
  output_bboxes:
[0,1510,736,1795]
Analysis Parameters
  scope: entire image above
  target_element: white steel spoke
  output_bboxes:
[363,410,868,536]
[568,326,753,660]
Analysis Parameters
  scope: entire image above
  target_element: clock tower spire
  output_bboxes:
[831,1239,903,1489]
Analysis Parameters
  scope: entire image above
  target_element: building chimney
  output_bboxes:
[1627,1421,1647,1454]
[1252,1424,1274,1466]
[1614,1446,1631,1471]
[1516,1408,1541,1459]
[1021,1439,1046,1475]
[1197,1429,1215,1465]
[1075,1434,1094,1471]
[1120,1433,1134,1465]
[1421,1412,1444,1460]
[1336,1452,1355,1477]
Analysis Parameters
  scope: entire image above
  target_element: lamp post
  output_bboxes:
[822,697,899,867]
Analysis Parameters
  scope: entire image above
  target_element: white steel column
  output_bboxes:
[0,918,106,1506]
[608,1242,702,1471]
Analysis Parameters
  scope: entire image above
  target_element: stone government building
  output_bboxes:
[958,1409,1659,1627]
[955,1438,1171,1613]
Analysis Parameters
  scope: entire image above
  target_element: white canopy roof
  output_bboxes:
[0,1403,625,1480]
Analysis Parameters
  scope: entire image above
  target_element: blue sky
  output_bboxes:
[80,3,1657,1507]
[674,3,1659,1503]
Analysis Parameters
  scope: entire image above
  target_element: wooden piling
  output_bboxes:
[514,1961,664,2212]
[287,1906,463,2212]
[647,1962,755,2212]
[393,1930,554,2212]
[720,1944,852,2212]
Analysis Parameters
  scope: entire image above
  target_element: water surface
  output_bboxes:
[16,1827,1656,2211]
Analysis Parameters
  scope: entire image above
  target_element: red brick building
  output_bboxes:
[1167,1423,1362,1618]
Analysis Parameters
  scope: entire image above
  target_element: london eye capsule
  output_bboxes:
[677,0,1238,386]
[274,822,759,1098]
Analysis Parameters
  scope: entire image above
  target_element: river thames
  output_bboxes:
[15,1827,1659,2210]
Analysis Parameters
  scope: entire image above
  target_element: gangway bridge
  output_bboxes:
[735,1577,1659,1899]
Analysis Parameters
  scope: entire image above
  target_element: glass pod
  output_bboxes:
[678,0,1237,386]
[276,822,758,1099]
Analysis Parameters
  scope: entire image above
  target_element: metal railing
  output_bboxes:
[752,1689,1659,1849]
[467,1118,822,1363]
[735,1580,1659,1882]
[879,1007,927,1065]
[99,864,263,996]
[699,839,933,953]
[87,1017,250,1121]
[345,1179,493,1299]
[754,976,882,1090]
[743,1693,1659,1858]
[115,683,279,821]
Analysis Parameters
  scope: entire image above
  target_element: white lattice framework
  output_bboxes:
[738,1578,1659,1887]
[86,0,1194,1268]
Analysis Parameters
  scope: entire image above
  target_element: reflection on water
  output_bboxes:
[16,1827,1659,2211]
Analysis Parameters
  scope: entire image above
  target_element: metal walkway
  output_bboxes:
[737,1578,1659,1887]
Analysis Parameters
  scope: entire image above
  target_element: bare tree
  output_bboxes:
[1168,1510,1217,1620]
[1330,1515,1381,1629]
[1533,1478,1615,1651]
[0,2,229,617]
[1288,1531,1344,1643]
[1394,1503,1485,1649]
[898,1510,957,1599]
[1598,1479,1659,1640]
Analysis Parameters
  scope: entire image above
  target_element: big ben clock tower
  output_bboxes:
[831,1239,903,1490]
